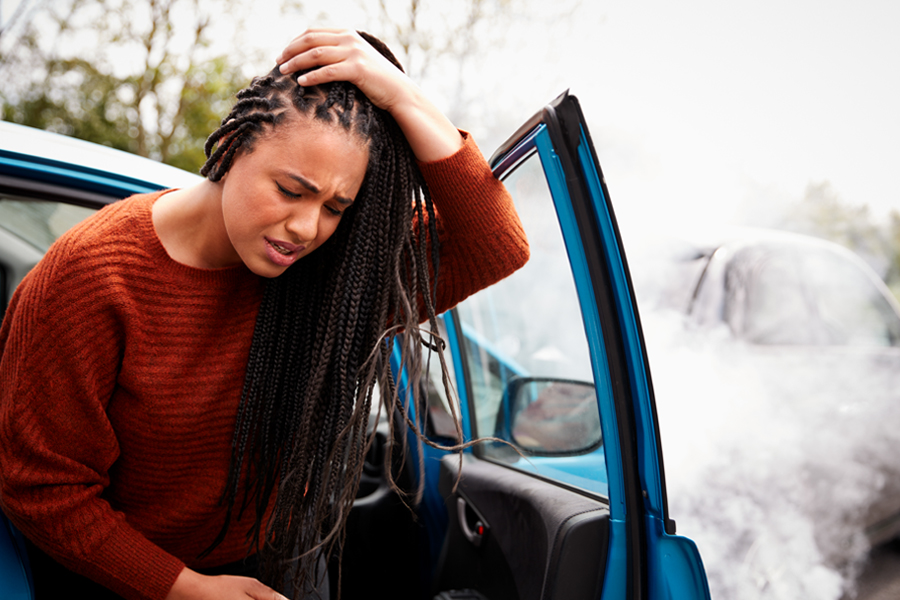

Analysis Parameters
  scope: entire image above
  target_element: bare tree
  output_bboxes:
[0,0,276,172]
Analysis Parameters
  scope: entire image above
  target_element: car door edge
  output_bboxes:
[520,91,711,600]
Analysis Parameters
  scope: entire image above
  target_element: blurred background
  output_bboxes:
[2,1,899,598]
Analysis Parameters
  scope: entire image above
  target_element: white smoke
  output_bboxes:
[632,241,900,600]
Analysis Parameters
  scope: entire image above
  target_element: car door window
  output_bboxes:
[0,197,97,315]
[0,198,95,252]
[454,153,608,496]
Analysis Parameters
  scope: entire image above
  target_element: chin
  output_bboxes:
[243,260,289,279]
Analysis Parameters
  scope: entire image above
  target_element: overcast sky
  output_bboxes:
[576,1,900,242]
[3,0,898,247]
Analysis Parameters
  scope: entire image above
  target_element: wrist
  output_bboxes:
[389,89,464,163]
[165,567,201,600]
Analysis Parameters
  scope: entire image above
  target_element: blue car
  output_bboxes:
[0,92,711,600]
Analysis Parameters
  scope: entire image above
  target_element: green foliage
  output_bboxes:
[781,181,900,299]
[785,182,888,266]
[0,0,252,173]
[157,56,248,172]
[3,57,139,154]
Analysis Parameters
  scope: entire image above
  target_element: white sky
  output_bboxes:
[242,0,900,246]
[577,1,900,242]
[3,0,899,245]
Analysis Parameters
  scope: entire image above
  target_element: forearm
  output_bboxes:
[385,83,464,163]
[3,491,186,600]
[0,252,183,600]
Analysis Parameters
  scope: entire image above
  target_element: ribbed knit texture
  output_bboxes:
[0,133,528,600]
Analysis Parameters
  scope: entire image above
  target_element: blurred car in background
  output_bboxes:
[661,229,900,547]
[683,230,900,348]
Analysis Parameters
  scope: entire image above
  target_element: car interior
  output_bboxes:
[335,388,611,600]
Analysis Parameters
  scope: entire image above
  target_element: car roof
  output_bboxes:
[0,121,202,207]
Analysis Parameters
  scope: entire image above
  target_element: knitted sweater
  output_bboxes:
[0,134,529,600]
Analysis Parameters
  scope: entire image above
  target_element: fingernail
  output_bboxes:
[278,63,286,73]
[297,74,308,84]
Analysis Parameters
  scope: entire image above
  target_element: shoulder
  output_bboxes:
[13,191,168,313]
[58,192,161,255]
[39,191,164,278]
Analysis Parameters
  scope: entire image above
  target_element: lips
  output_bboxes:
[264,237,305,267]
[269,240,296,255]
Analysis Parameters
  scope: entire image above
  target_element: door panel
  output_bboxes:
[433,455,609,600]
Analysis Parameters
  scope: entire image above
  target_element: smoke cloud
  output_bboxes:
[634,242,900,599]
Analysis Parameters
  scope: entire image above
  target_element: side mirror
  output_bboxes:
[502,377,602,455]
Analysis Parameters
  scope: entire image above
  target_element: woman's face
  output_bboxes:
[218,114,369,278]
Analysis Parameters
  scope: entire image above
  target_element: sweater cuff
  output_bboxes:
[80,525,185,600]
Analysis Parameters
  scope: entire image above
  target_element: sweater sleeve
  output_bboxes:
[0,228,185,600]
[417,131,530,318]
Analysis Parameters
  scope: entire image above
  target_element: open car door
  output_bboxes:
[416,91,711,600]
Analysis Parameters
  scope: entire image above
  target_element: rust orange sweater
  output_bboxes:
[0,134,528,600]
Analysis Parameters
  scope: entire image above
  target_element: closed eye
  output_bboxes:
[278,181,344,216]
[276,182,301,198]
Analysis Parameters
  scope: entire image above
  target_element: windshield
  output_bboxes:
[724,241,900,347]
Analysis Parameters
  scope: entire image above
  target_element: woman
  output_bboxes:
[0,30,528,600]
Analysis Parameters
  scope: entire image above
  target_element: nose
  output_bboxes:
[285,201,319,243]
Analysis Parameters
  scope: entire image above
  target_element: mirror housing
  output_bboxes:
[501,377,602,455]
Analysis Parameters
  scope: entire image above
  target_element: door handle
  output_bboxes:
[457,496,488,548]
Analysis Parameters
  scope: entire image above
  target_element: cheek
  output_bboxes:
[223,180,280,228]
[221,194,255,242]
[315,216,343,247]
[221,193,284,258]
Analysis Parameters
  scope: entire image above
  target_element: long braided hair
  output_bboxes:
[199,34,461,596]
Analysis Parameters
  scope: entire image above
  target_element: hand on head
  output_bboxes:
[276,29,410,113]
[275,28,463,162]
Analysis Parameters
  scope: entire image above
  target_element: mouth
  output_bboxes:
[269,240,294,255]
[264,237,305,267]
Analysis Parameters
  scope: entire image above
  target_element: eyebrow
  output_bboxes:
[289,174,354,206]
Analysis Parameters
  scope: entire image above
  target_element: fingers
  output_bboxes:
[276,29,353,73]
[166,569,290,600]
[274,28,409,111]
[279,45,354,80]
[277,29,338,60]
[243,578,289,600]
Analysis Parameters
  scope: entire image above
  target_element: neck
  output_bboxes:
[151,180,241,270]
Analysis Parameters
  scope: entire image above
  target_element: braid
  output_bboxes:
[198,36,466,598]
